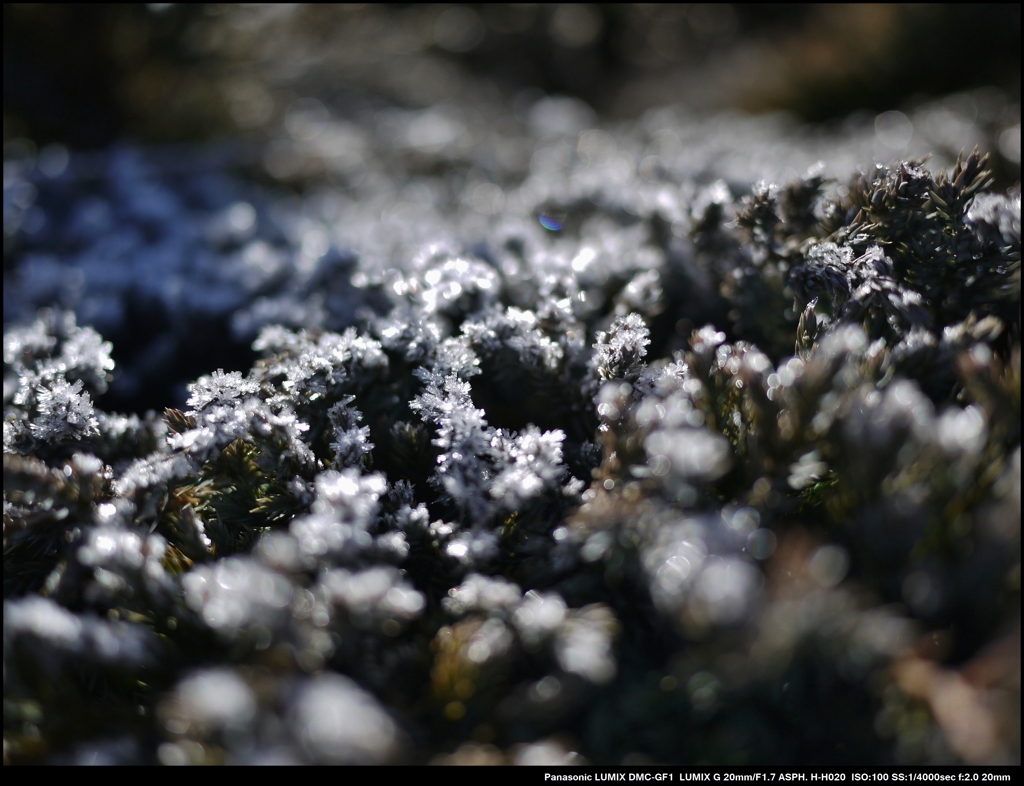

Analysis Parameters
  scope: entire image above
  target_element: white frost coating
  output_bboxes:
[175,668,257,730]
[555,620,616,684]
[645,427,732,481]
[292,675,400,764]
[491,427,567,507]
[695,558,762,624]
[443,573,523,616]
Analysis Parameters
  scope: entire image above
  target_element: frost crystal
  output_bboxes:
[328,397,374,468]
[490,426,567,508]
[590,313,650,383]
[4,70,1020,765]
[186,369,260,412]
[30,378,99,443]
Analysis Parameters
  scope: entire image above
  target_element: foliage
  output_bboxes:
[3,97,1020,766]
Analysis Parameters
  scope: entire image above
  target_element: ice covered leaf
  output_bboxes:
[590,313,650,383]
[29,378,99,443]
[3,310,114,395]
[788,242,853,311]
[186,369,260,412]
[328,397,374,468]
[645,427,732,482]
[966,192,1020,247]
[490,426,567,508]
[463,306,564,373]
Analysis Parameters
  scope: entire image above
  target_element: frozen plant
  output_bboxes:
[3,93,1020,766]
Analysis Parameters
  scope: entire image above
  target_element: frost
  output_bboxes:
[320,566,425,626]
[842,379,935,452]
[3,73,1020,765]
[29,378,99,443]
[291,675,401,764]
[169,398,314,468]
[4,310,114,396]
[5,595,158,673]
[694,558,762,625]
[442,573,523,616]
[645,427,732,482]
[67,526,176,611]
[513,590,568,646]
[444,529,499,567]
[169,669,258,733]
[252,326,387,404]
[936,405,987,456]
[788,450,829,490]
[373,305,442,363]
[411,370,495,522]
[967,192,1021,246]
[186,369,260,412]
[113,452,197,499]
[313,468,386,525]
[183,557,293,635]
[463,618,514,665]
[590,312,650,383]
[788,242,853,309]
[413,255,500,316]
[490,427,567,508]
[327,397,374,469]
[790,244,931,330]
[642,523,709,611]
[554,607,618,684]
[464,306,564,373]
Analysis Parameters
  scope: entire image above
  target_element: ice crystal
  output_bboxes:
[589,313,651,384]
[3,83,1020,765]
[490,427,567,509]
[327,396,374,469]
[185,369,260,412]
[29,378,99,443]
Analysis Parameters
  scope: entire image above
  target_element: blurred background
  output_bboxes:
[3,4,1020,413]
[5,3,1020,149]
